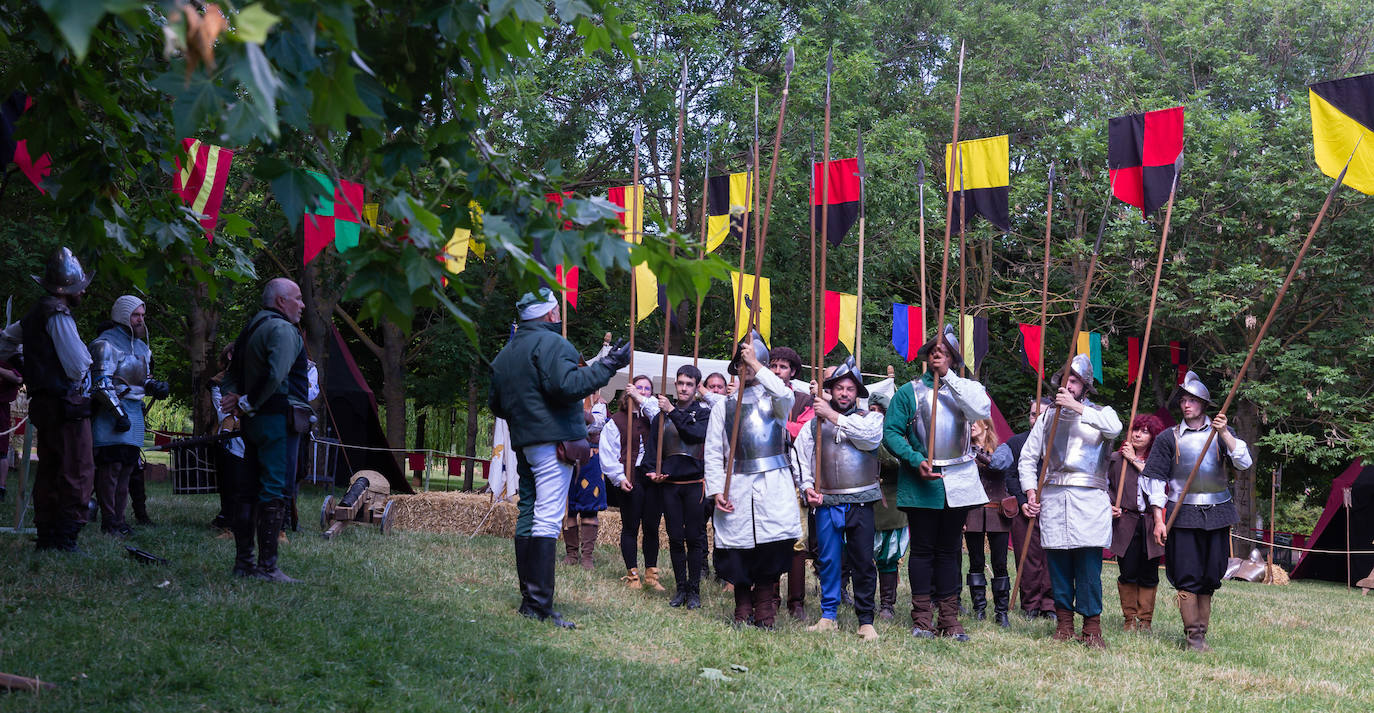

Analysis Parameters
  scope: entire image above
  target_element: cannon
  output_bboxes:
[320,470,395,539]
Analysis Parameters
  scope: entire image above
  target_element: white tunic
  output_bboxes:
[1017,402,1122,550]
[704,367,801,549]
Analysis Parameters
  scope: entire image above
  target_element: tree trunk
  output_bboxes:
[299,258,338,406]
[464,378,481,491]
[1231,397,1261,530]
[185,262,220,436]
[381,319,407,475]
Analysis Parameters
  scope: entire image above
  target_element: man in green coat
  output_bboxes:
[489,288,631,628]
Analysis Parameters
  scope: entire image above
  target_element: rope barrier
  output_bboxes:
[0,415,27,437]
[1231,532,1374,556]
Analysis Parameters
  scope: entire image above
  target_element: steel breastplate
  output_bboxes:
[816,418,879,494]
[725,389,789,474]
[660,412,704,461]
[1043,407,1111,490]
[912,380,973,467]
[1170,427,1231,505]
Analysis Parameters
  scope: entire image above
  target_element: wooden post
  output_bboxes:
[927,41,966,462]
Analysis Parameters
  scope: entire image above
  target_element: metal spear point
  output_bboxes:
[785,46,795,75]
[826,47,834,101]
[633,124,641,147]
[855,128,869,216]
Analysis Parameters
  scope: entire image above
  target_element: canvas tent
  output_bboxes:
[1289,459,1374,584]
[323,328,413,493]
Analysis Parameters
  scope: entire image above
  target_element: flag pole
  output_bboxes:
[1166,140,1362,534]
[657,59,689,473]
[927,41,965,469]
[1013,173,1115,605]
[854,128,869,368]
[1113,152,1183,510]
[722,87,761,500]
[917,161,928,368]
[693,131,712,369]
[809,128,819,390]
[624,124,643,474]
[815,48,835,475]
[957,140,967,377]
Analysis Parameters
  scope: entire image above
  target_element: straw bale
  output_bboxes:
[1265,565,1290,586]
[385,491,678,545]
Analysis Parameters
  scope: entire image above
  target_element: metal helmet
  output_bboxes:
[31,247,94,296]
[1052,353,1097,394]
[728,329,769,376]
[823,355,869,398]
[1178,370,1214,405]
[915,323,964,367]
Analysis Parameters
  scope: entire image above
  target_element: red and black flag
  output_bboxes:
[813,157,860,246]
[1108,106,1184,216]
[1,92,52,194]
[1310,73,1374,195]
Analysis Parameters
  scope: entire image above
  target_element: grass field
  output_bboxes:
[0,483,1369,712]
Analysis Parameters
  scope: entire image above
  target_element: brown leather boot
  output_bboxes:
[1080,614,1108,649]
[936,596,970,642]
[910,594,935,638]
[562,523,580,565]
[1136,585,1157,632]
[1117,581,1139,631]
[1052,607,1076,641]
[752,580,779,629]
[578,522,598,570]
[644,566,667,592]
[732,585,753,625]
[623,568,642,589]
[1196,593,1213,651]
[1177,591,1210,652]
[878,571,899,620]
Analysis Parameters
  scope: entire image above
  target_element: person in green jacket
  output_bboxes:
[489,288,631,628]
[882,325,991,641]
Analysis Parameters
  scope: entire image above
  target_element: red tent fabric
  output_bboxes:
[1291,459,1374,583]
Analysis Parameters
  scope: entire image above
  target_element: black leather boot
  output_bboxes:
[967,572,988,621]
[525,537,575,629]
[515,536,536,617]
[878,571,899,620]
[253,499,300,583]
[231,503,257,577]
[669,583,689,608]
[991,575,1012,628]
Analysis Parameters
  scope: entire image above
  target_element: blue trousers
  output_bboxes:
[1045,547,1103,616]
[241,412,299,503]
[815,502,877,624]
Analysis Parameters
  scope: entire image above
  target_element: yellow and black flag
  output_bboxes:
[706,171,753,253]
[1310,73,1374,195]
[945,135,1010,231]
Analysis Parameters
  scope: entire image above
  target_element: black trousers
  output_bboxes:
[1118,517,1161,587]
[905,506,970,600]
[619,471,663,570]
[965,530,1010,578]
[1165,525,1228,595]
[661,481,706,590]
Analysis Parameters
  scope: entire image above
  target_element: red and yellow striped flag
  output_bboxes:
[174,138,233,241]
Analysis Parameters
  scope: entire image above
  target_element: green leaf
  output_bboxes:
[233,42,283,138]
[37,0,106,63]
[307,60,377,132]
[232,3,281,45]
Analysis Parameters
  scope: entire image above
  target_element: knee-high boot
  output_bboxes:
[878,571,899,620]
[253,498,300,583]
[991,575,1011,628]
[1136,585,1157,631]
[563,520,580,565]
[578,521,598,571]
[231,502,257,577]
[967,572,988,621]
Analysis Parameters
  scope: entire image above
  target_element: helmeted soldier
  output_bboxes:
[797,357,884,640]
[89,295,170,536]
[21,247,95,552]
[1019,353,1122,649]
[1141,370,1253,652]
[883,324,991,641]
[704,331,802,629]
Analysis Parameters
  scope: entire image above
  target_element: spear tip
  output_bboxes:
[1048,163,1055,184]
[633,124,642,146]
[917,160,926,186]
[785,46,795,75]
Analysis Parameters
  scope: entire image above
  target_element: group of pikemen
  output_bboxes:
[493,287,1249,653]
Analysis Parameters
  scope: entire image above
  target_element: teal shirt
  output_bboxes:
[882,372,949,510]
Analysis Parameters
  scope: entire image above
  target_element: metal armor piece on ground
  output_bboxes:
[1226,549,1269,582]
[320,470,394,538]
[815,418,879,495]
[660,414,704,460]
[911,380,973,467]
[1043,406,1111,490]
[1169,426,1231,505]
[723,392,788,474]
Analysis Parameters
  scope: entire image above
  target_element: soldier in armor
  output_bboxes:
[1141,371,1253,652]
[883,324,991,642]
[1019,353,1122,649]
[705,331,802,629]
[642,364,712,609]
[21,247,95,552]
[600,375,666,591]
[796,358,884,640]
[89,295,170,536]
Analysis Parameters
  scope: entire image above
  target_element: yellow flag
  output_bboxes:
[611,185,655,321]
[706,171,753,253]
[731,272,770,344]
[1309,75,1374,195]
[442,202,484,274]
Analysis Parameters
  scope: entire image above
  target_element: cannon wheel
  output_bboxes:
[379,499,394,535]
[319,495,334,531]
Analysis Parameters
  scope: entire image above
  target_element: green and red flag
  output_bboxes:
[1108,107,1184,216]
[812,157,860,246]
[1310,73,1374,194]
[303,170,364,264]
[173,138,233,240]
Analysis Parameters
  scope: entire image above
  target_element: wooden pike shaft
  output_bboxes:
[815,55,835,477]
[927,41,965,467]
[957,152,967,377]
[657,62,690,472]
[918,173,928,358]
[855,216,865,366]
[1033,166,1054,408]
[1113,168,1180,509]
[809,132,818,405]
[624,143,641,474]
[693,138,711,368]
[723,91,762,499]
[1165,142,1359,534]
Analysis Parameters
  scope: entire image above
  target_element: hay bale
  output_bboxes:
[385,491,678,546]
[1266,565,1290,585]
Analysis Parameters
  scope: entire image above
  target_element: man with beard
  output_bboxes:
[1141,371,1253,652]
[705,332,801,629]
[796,358,884,640]
[89,295,170,536]
[642,364,712,609]
[1019,354,1122,649]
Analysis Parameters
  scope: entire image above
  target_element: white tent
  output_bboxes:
[600,349,891,403]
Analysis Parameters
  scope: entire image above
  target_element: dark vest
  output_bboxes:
[610,409,649,474]
[21,296,76,397]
